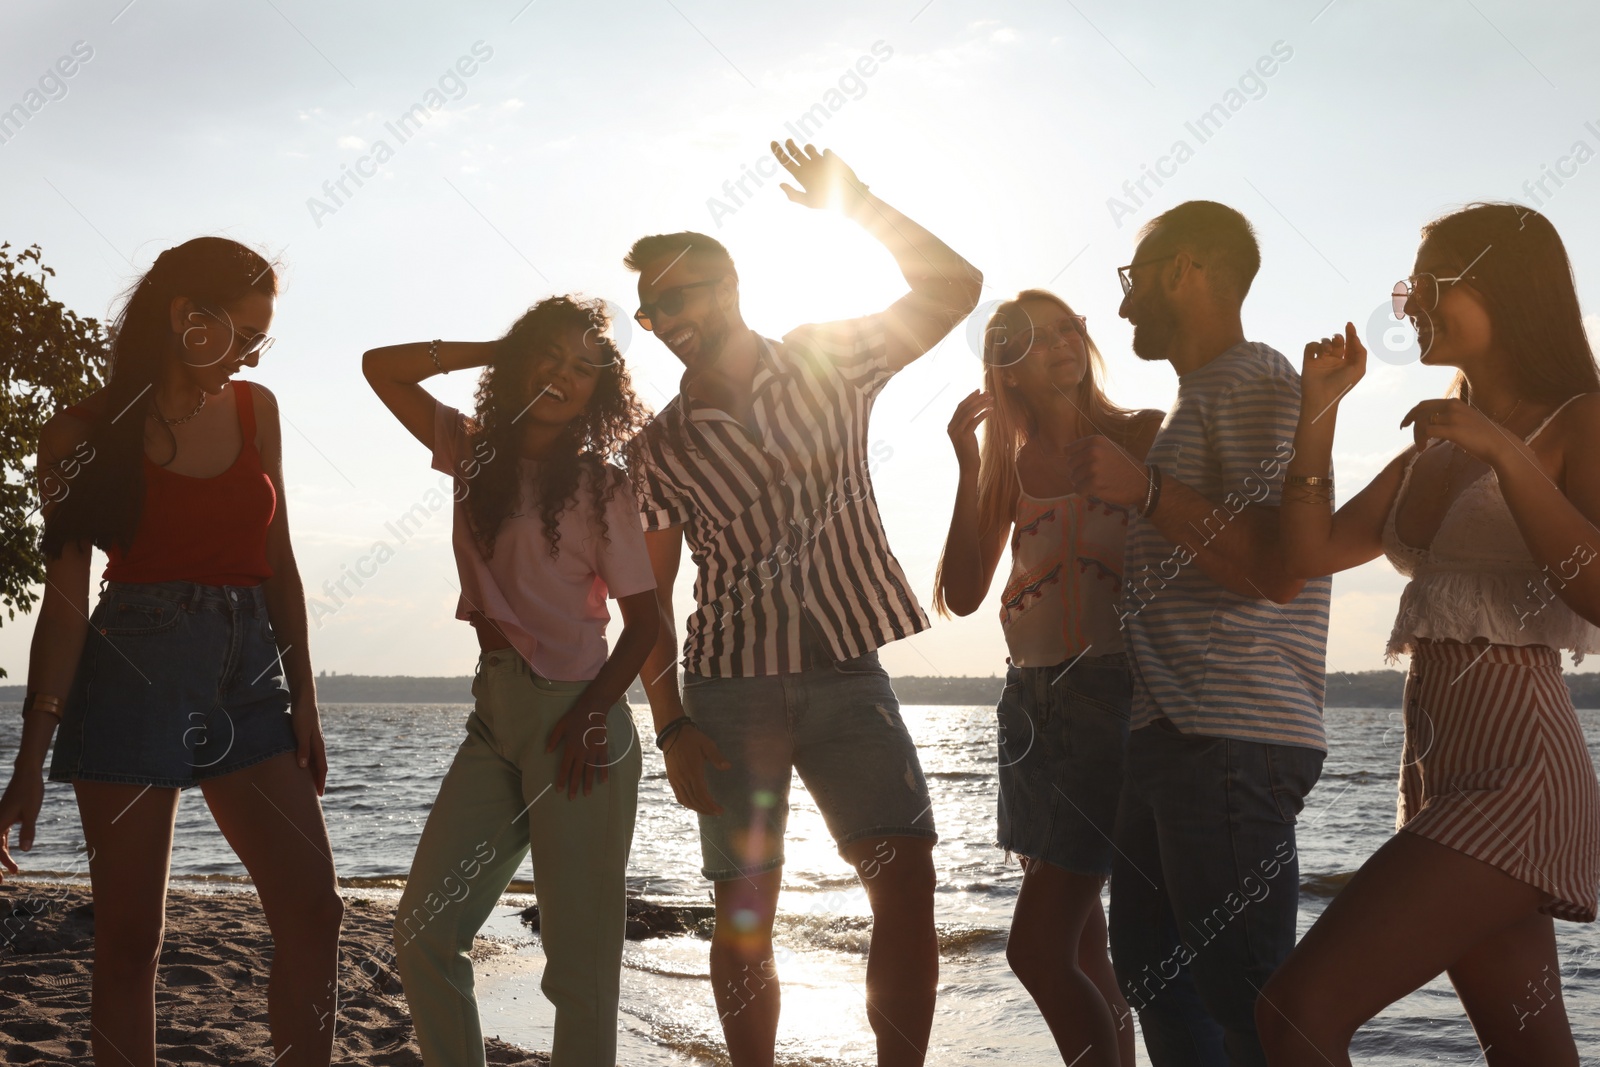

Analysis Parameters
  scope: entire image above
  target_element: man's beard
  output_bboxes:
[686,307,732,370]
[1130,289,1180,362]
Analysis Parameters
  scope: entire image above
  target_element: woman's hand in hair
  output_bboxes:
[1299,322,1366,424]
[947,390,992,471]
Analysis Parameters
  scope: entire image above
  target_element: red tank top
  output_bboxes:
[65,381,276,586]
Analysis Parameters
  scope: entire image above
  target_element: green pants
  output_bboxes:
[393,649,641,1066]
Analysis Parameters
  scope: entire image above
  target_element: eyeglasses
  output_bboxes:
[1391,273,1472,319]
[634,277,723,332]
[1117,254,1202,297]
[200,306,275,359]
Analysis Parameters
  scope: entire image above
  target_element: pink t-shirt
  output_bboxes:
[432,401,656,681]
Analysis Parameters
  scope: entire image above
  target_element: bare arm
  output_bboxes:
[638,525,729,814]
[0,414,95,876]
[545,587,659,798]
[1413,393,1600,627]
[772,140,982,372]
[361,340,501,448]
[1144,482,1306,604]
[1064,429,1307,605]
[937,391,1010,617]
[1279,323,1410,577]
[253,385,325,794]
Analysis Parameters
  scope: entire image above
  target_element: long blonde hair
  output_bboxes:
[932,289,1145,618]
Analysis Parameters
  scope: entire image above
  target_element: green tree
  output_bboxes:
[1,243,111,677]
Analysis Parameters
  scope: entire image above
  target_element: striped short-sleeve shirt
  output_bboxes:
[627,315,929,677]
[1119,341,1330,751]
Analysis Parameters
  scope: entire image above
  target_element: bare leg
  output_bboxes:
[843,836,938,1067]
[711,865,784,1067]
[1077,880,1136,1067]
[1258,831,1560,1066]
[1005,858,1124,1067]
[73,781,181,1067]
[202,753,344,1067]
[1449,910,1578,1067]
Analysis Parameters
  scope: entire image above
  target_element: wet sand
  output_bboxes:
[0,881,548,1065]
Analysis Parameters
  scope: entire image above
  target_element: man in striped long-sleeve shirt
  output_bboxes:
[1064,201,1330,1067]
[624,139,981,1067]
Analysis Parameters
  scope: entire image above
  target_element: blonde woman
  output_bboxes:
[936,289,1162,1067]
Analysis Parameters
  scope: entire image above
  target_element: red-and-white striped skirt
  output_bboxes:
[1399,639,1600,922]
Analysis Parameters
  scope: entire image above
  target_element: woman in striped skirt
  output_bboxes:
[1260,201,1600,1065]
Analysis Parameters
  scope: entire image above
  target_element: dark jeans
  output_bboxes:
[1108,720,1324,1067]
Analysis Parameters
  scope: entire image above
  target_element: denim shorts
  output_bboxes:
[680,650,938,881]
[49,579,297,789]
[996,652,1132,876]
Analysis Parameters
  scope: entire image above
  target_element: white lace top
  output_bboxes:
[1381,395,1600,663]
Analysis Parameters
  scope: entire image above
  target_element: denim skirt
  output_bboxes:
[49,579,297,789]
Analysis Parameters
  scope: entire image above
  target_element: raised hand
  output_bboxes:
[770,139,870,212]
[947,390,993,470]
[1300,322,1367,422]
[1400,398,1525,469]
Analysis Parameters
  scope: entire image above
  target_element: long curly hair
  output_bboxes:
[43,237,278,560]
[463,295,650,559]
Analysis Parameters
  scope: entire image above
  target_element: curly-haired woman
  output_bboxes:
[362,296,658,1067]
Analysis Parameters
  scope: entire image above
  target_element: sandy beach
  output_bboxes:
[0,881,549,1066]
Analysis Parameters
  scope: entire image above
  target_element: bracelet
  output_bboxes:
[428,338,445,375]
[654,715,698,751]
[1284,474,1334,487]
[21,693,64,719]
[1140,464,1163,518]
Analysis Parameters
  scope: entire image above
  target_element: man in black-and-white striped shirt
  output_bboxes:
[626,139,980,1067]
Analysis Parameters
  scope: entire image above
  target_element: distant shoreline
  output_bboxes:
[9,670,1600,708]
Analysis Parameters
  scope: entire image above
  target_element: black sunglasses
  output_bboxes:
[634,277,723,332]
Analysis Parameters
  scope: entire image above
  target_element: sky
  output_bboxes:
[3,0,1600,681]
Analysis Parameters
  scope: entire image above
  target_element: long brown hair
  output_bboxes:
[932,289,1146,618]
[42,237,278,559]
[1421,202,1599,405]
[464,295,650,559]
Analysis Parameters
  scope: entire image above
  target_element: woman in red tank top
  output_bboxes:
[0,238,343,1067]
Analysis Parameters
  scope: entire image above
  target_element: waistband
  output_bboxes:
[99,577,268,612]
[1410,637,1561,670]
[477,647,592,692]
[1007,651,1129,678]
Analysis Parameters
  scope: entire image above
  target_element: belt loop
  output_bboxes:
[187,583,204,613]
